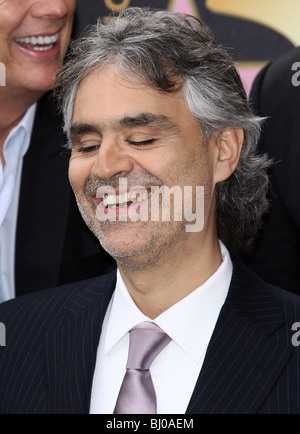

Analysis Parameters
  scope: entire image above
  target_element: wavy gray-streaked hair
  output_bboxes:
[55,7,271,253]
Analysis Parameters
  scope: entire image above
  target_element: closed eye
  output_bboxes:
[73,140,101,154]
[127,139,157,146]
[76,144,100,154]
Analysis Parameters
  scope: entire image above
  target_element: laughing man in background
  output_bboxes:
[0,0,115,303]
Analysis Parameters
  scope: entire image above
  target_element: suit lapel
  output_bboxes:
[15,93,71,294]
[44,273,116,414]
[43,257,293,414]
[186,257,293,414]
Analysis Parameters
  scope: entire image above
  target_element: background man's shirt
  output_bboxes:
[0,104,36,303]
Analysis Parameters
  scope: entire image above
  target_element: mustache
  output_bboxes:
[83,173,163,198]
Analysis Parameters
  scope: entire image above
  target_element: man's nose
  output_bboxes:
[30,0,70,19]
[92,138,135,181]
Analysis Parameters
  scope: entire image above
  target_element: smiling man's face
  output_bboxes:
[69,67,220,270]
[0,0,75,94]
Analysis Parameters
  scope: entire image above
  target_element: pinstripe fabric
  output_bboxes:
[0,257,300,414]
[0,272,116,414]
[186,258,300,414]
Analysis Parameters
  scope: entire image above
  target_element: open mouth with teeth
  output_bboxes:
[14,32,60,52]
[103,191,152,210]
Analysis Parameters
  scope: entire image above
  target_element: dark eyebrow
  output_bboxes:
[69,113,178,144]
[69,123,101,143]
[120,113,178,132]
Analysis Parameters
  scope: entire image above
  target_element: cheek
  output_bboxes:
[139,159,166,181]
[61,19,74,50]
[0,9,26,43]
[0,26,12,61]
[132,148,185,184]
[68,159,89,194]
[67,0,76,13]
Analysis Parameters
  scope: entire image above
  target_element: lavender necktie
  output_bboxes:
[113,322,171,414]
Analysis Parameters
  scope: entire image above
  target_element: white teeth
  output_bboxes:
[15,32,59,47]
[32,45,54,51]
[103,191,152,208]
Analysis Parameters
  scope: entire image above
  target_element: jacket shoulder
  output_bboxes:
[0,271,116,337]
[232,254,300,324]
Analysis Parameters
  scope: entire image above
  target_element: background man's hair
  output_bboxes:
[56,7,271,254]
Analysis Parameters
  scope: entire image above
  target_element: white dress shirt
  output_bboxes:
[90,241,233,414]
[0,104,37,303]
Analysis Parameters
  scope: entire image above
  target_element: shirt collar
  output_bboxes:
[104,241,233,363]
[18,102,37,136]
[104,272,150,355]
[4,103,37,160]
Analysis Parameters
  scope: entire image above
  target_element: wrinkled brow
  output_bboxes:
[119,113,178,131]
[70,113,179,143]
[69,123,100,143]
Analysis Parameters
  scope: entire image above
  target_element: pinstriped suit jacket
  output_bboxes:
[0,255,300,414]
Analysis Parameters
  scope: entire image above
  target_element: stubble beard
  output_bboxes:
[74,191,189,271]
[73,148,209,271]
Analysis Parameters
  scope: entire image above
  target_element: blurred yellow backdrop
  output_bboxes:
[206,0,300,46]
[167,0,300,93]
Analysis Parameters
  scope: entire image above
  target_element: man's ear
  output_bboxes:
[212,128,244,184]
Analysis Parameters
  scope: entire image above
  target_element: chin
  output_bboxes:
[31,77,57,93]
[98,229,166,271]
[22,65,61,93]
[97,229,146,257]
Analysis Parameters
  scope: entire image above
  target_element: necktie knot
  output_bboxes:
[126,322,171,370]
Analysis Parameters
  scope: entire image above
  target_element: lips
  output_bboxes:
[102,190,152,210]
[14,32,60,52]
[94,186,153,223]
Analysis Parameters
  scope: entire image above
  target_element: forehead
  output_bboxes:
[72,67,192,128]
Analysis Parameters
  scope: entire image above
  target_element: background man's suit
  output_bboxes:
[243,47,300,295]
[14,92,115,296]
[0,255,299,414]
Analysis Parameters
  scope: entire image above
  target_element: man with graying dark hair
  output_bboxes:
[0,7,300,415]
[57,8,270,254]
